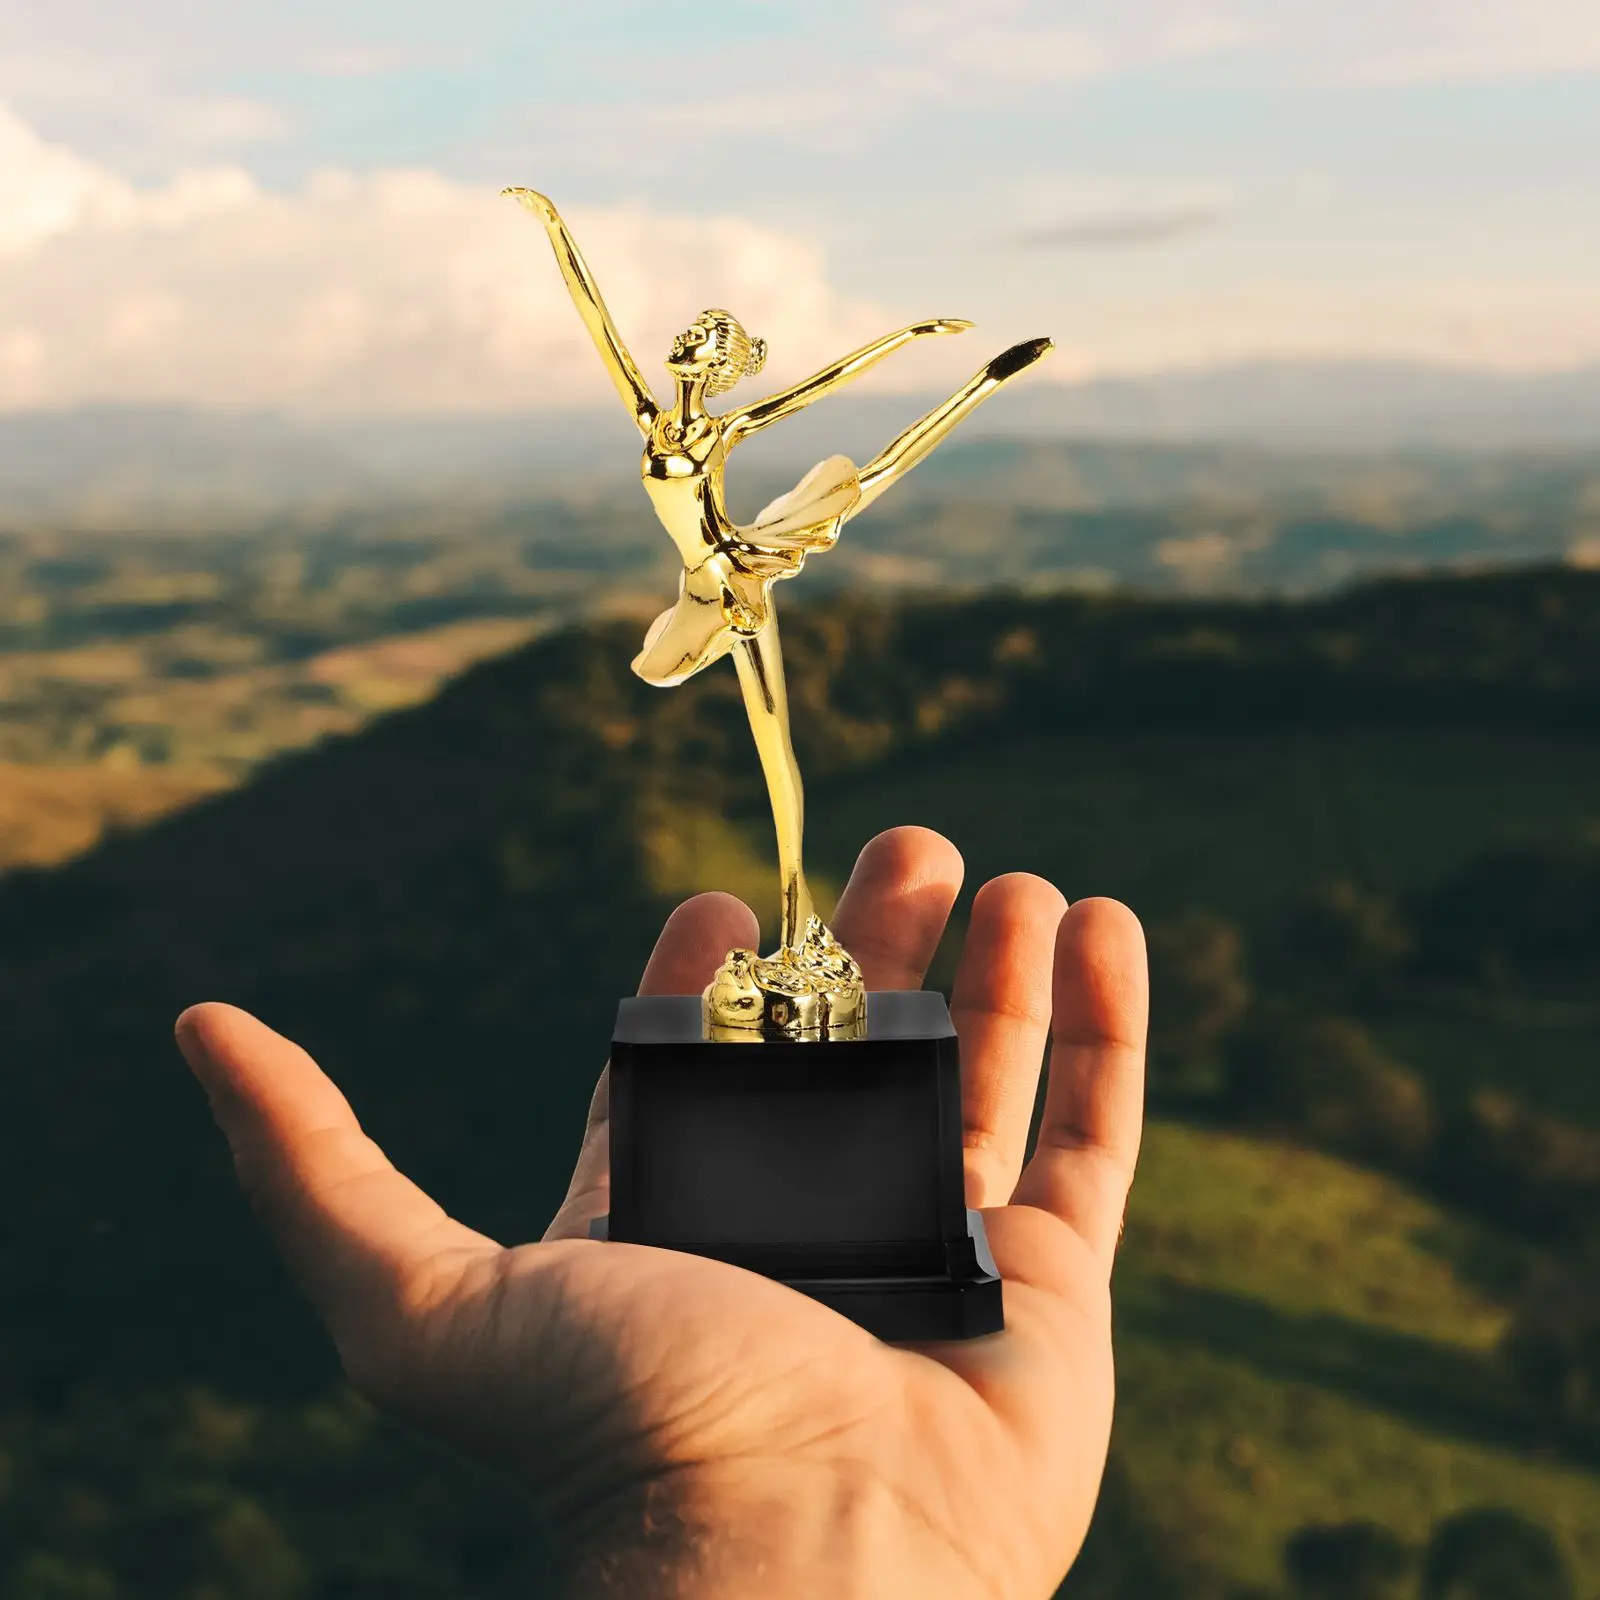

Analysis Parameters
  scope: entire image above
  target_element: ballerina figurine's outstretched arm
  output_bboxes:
[504,188,660,433]
[724,320,972,445]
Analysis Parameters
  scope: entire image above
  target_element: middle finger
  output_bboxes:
[830,825,965,991]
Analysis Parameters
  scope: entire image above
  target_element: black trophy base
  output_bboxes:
[595,990,1003,1343]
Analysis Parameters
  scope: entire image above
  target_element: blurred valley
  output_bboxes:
[4,411,1599,869]
[3,377,1600,1596]
[1,547,1598,1596]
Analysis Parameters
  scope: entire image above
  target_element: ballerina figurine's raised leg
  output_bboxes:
[508,186,1054,1035]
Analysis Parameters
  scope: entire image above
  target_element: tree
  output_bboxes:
[1284,1520,1409,1599]
[1413,844,1600,984]
[1145,911,1249,1103]
[1435,1091,1600,1238]
[1226,1009,1433,1169]
[1420,1508,1573,1600]
[1287,879,1413,988]
[1500,1237,1600,1418]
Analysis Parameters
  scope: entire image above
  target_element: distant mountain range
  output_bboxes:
[2,359,1598,528]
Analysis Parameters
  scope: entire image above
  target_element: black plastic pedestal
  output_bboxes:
[592,990,1003,1342]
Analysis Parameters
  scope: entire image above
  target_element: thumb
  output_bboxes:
[177,1002,495,1366]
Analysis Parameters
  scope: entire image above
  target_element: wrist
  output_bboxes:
[561,1460,1006,1600]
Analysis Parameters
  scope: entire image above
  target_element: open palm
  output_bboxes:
[178,827,1147,1598]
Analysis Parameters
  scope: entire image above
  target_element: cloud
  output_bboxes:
[881,0,1600,91]
[1020,195,1233,250]
[1059,277,1600,376]
[887,5,1112,82]
[1170,0,1600,85]
[305,45,471,79]
[0,102,896,415]
[522,1,1238,164]
[0,51,287,173]
[0,101,119,256]
[1347,0,1600,84]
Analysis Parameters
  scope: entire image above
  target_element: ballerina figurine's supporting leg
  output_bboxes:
[734,614,813,951]
[702,610,866,1039]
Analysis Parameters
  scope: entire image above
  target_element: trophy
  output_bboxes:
[509,189,1053,1339]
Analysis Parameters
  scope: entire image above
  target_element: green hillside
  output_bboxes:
[2,566,1597,1596]
[1113,1124,1600,1594]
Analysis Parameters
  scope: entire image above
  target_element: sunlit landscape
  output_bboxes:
[3,2,1599,1594]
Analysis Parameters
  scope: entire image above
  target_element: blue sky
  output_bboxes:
[1,0,1598,412]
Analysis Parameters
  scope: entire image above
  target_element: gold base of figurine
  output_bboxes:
[703,916,867,1040]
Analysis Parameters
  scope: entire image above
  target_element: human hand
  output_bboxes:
[177,826,1147,1599]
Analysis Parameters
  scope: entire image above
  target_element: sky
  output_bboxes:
[1,0,1598,414]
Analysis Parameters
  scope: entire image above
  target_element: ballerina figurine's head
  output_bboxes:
[666,308,768,397]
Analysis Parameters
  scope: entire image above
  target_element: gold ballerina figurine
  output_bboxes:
[507,187,1053,1036]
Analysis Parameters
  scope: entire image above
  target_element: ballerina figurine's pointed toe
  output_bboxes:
[511,188,1053,1034]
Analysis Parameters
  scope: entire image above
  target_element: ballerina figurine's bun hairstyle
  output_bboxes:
[699,308,768,397]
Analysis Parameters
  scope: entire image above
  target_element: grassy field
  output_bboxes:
[1115,1121,1600,1594]
[0,760,226,871]
[0,616,551,870]
[0,614,547,771]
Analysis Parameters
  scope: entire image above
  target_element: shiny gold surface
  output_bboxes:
[704,916,866,1041]
[508,186,1053,1037]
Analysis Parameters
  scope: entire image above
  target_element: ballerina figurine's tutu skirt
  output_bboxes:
[633,455,861,688]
